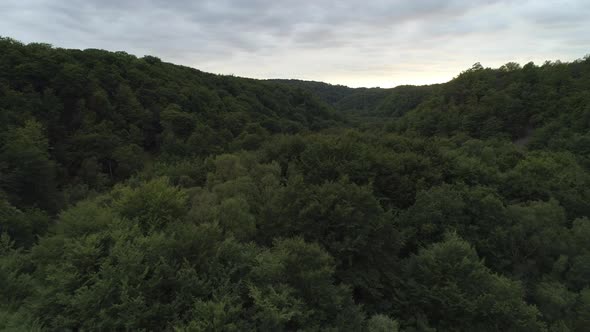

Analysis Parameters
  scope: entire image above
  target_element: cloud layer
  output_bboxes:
[1,0,589,87]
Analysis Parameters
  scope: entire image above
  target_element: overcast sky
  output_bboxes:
[1,0,589,88]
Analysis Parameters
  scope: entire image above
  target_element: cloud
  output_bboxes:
[1,0,589,87]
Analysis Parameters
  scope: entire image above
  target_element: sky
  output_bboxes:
[1,0,589,88]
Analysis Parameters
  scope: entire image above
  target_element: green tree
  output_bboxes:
[402,233,546,331]
[0,119,58,211]
[113,178,188,232]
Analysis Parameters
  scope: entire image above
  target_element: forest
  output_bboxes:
[1,36,590,331]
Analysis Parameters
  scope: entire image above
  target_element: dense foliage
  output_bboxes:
[1,37,590,331]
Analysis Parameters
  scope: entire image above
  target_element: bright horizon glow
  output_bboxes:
[1,0,589,89]
[197,53,586,89]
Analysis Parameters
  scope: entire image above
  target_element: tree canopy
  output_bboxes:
[1,37,590,331]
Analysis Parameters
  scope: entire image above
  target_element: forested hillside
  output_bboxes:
[269,79,355,106]
[0,37,339,212]
[274,79,436,118]
[1,37,590,331]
